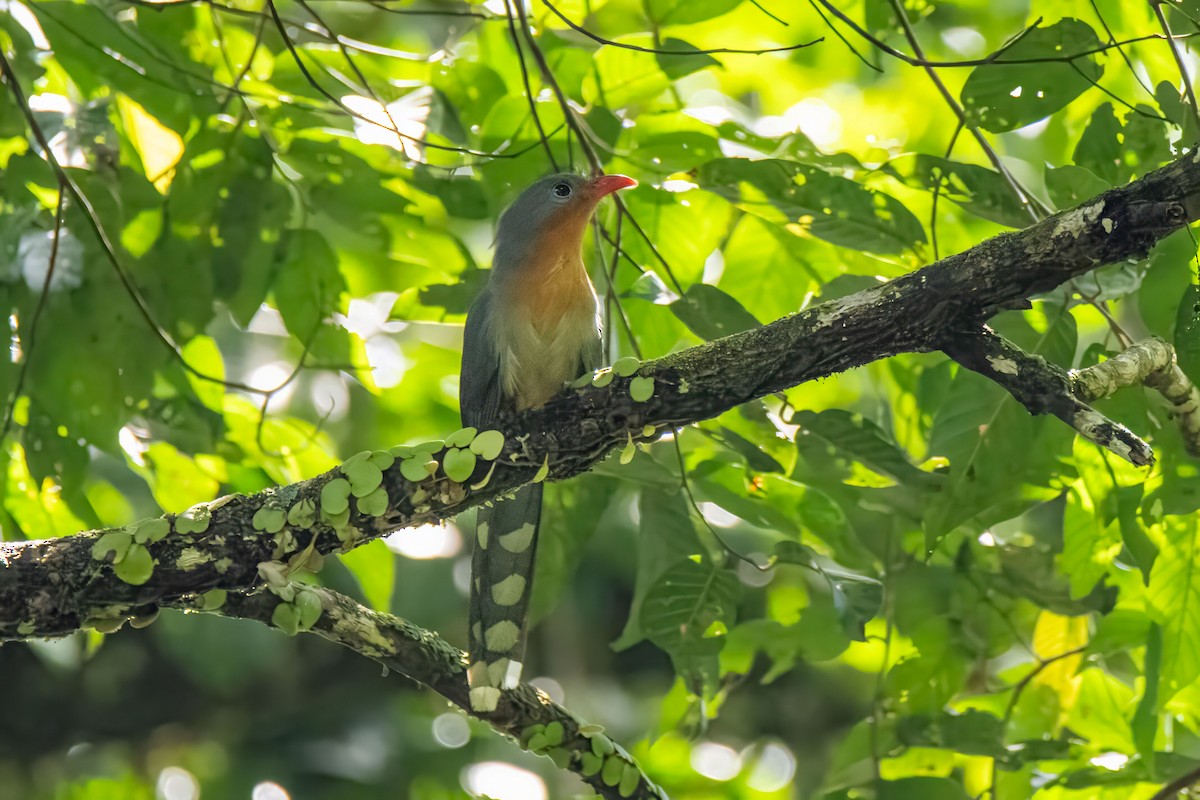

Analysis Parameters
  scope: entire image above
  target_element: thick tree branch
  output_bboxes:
[165,586,665,800]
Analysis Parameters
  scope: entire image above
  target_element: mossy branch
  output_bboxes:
[168,586,665,800]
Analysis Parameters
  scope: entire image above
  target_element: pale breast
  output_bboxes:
[495,276,600,410]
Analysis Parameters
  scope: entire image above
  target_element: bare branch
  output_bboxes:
[943,327,1155,466]
[1072,337,1200,456]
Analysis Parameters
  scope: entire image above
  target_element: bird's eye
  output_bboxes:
[552,182,572,198]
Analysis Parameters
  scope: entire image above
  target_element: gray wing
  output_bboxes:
[460,288,504,428]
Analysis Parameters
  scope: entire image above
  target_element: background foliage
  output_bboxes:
[2,0,1200,798]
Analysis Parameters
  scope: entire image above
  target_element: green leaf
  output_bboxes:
[697,157,926,254]
[670,283,761,341]
[897,155,1032,228]
[792,409,941,488]
[878,777,971,800]
[924,307,1076,540]
[896,709,1006,757]
[584,37,671,107]
[1074,101,1173,185]
[644,0,742,25]
[208,139,292,326]
[1045,165,1111,211]
[1132,623,1161,773]
[655,38,721,80]
[469,430,505,461]
[114,543,154,586]
[1072,102,1123,185]
[960,19,1104,133]
[613,488,704,651]
[640,557,741,698]
[773,541,882,640]
[273,230,346,341]
[339,539,395,612]
[1175,283,1200,388]
[442,447,477,483]
[1060,486,1121,599]
[1146,515,1200,701]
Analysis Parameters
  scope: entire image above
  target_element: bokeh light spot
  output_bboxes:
[462,762,547,800]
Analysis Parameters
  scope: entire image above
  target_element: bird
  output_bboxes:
[459,171,637,712]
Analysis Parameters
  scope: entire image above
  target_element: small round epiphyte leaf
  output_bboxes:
[114,543,154,585]
[519,724,545,747]
[446,426,477,448]
[294,589,323,629]
[320,479,352,515]
[469,430,505,461]
[443,448,477,483]
[601,755,624,787]
[252,506,287,533]
[620,433,636,465]
[618,763,640,797]
[272,602,300,636]
[629,376,654,402]
[591,369,614,388]
[287,497,317,528]
[200,589,227,611]
[92,531,133,562]
[613,356,641,377]
[357,486,389,517]
[543,721,564,747]
[343,460,384,498]
[412,440,445,455]
[367,450,395,470]
[591,734,615,757]
[175,504,211,535]
[389,445,415,459]
[323,507,351,530]
[399,456,430,483]
[341,450,372,469]
[580,753,603,777]
[569,372,594,389]
[132,517,170,544]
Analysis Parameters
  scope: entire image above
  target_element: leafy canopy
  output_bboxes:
[2,0,1200,798]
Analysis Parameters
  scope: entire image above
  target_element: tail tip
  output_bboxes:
[469,686,501,712]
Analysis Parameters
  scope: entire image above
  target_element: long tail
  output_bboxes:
[467,483,542,712]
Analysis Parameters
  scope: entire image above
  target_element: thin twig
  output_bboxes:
[542,0,821,55]
[0,185,66,439]
[504,0,559,170]
[1152,0,1200,133]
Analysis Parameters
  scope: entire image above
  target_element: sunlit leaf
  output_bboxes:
[960,19,1104,133]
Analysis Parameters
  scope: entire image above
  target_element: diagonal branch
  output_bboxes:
[165,586,666,800]
[942,326,1155,466]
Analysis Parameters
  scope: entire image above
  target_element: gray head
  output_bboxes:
[492,172,636,271]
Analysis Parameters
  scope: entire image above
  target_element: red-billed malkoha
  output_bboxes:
[459,172,637,711]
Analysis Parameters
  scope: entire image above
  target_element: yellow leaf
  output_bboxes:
[116,95,183,193]
[1031,610,1089,717]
